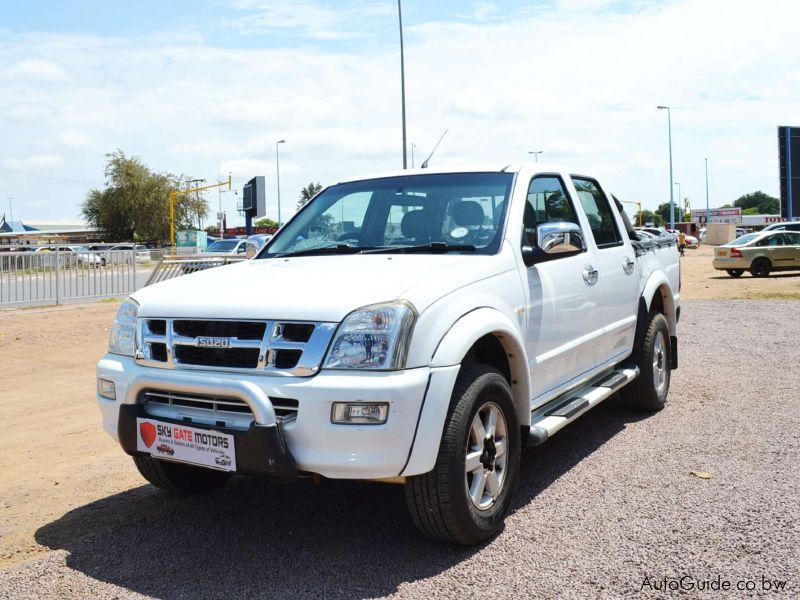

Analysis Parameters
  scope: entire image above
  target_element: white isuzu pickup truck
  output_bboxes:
[97,165,680,544]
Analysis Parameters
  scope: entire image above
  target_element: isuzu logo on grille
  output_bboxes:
[196,337,232,348]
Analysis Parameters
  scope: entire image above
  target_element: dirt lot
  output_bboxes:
[0,270,798,597]
[680,244,800,300]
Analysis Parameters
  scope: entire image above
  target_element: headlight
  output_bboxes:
[323,301,417,370]
[108,299,139,356]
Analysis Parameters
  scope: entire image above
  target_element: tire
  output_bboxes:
[620,311,671,412]
[405,364,521,545]
[726,269,744,278]
[133,455,231,494]
[750,258,771,278]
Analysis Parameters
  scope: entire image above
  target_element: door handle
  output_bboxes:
[582,264,599,285]
[623,257,635,274]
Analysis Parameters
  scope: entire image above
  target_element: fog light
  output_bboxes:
[331,402,388,425]
[98,378,116,400]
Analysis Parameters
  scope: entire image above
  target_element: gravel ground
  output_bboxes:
[1,300,799,599]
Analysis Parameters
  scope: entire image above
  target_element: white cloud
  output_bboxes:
[2,154,65,171]
[7,59,70,82]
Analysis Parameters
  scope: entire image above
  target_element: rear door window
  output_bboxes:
[570,177,622,248]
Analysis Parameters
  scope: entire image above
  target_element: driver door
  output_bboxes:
[523,174,604,404]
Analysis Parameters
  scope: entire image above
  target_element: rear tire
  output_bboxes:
[133,456,231,494]
[726,269,744,278]
[620,311,671,412]
[405,364,521,545]
[750,258,771,277]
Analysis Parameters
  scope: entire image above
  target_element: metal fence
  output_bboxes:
[144,255,248,287]
[0,249,142,307]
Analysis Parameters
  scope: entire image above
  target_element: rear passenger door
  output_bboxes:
[785,232,800,266]
[569,176,639,368]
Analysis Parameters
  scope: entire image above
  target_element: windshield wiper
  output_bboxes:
[274,244,369,258]
[364,242,476,254]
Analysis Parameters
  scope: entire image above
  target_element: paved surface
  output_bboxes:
[1,300,798,598]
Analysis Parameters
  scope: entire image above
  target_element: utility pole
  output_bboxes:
[276,140,286,226]
[705,158,710,225]
[657,106,675,229]
[398,0,408,169]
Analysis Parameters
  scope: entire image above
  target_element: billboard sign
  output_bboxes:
[242,176,267,217]
[690,207,742,224]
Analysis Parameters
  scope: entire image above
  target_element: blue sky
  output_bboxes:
[1,0,798,226]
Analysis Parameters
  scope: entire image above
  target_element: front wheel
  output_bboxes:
[726,269,744,278]
[405,364,521,545]
[620,311,671,412]
[133,456,231,494]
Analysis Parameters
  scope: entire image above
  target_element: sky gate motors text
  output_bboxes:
[156,424,230,449]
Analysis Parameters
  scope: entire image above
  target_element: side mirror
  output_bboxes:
[522,222,585,267]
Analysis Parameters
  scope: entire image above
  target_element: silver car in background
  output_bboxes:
[246,234,272,258]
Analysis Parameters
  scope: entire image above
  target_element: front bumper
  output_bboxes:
[97,355,460,479]
[117,404,296,481]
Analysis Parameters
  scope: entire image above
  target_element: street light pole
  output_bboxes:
[411,143,416,168]
[657,106,675,229]
[528,150,543,163]
[674,181,681,224]
[705,158,710,225]
[398,0,408,169]
[276,140,286,226]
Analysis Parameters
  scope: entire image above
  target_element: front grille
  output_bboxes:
[142,391,299,422]
[175,346,260,368]
[137,318,336,376]
[173,320,266,340]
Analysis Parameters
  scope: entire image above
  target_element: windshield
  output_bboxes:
[726,234,759,246]
[205,240,240,253]
[71,246,90,253]
[260,173,514,257]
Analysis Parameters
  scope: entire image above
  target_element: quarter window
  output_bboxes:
[784,232,800,245]
[571,177,622,248]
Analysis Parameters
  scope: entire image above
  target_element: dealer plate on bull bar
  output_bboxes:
[136,417,237,472]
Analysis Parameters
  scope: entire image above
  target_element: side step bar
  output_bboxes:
[527,367,639,447]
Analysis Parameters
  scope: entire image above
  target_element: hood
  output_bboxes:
[133,251,512,322]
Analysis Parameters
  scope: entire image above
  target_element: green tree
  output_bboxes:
[254,217,279,228]
[297,182,323,209]
[655,202,673,224]
[732,191,779,215]
[635,210,662,227]
[81,150,208,241]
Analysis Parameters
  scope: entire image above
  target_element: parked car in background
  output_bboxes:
[713,231,800,277]
[108,244,151,263]
[55,245,105,267]
[180,238,248,274]
[762,222,800,233]
[195,239,247,257]
[635,227,673,240]
[245,234,272,258]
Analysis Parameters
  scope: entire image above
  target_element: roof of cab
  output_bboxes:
[335,162,574,185]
